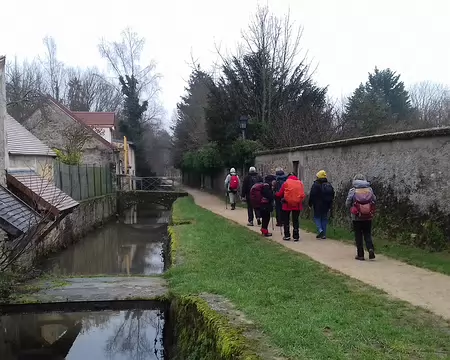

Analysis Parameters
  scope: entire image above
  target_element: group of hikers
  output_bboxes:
[225,167,376,260]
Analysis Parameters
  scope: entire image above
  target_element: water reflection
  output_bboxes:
[43,206,170,276]
[0,309,166,359]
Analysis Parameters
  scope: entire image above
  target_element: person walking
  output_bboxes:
[274,167,288,226]
[249,175,275,237]
[308,170,335,239]
[241,167,263,226]
[224,168,240,210]
[276,173,305,241]
[345,174,376,261]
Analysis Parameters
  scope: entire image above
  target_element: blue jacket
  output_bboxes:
[275,171,288,193]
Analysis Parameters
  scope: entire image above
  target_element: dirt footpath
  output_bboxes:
[185,188,450,320]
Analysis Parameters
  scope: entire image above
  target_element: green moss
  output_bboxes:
[169,295,261,360]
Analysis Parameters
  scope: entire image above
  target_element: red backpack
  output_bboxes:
[229,175,239,191]
[351,189,376,220]
[250,183,268,209]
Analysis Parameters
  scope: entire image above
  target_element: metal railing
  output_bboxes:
[117,175,181,192]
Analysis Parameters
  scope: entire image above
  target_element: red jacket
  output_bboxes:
[276,175,304,211]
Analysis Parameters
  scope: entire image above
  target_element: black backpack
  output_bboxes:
[321,182,335,203]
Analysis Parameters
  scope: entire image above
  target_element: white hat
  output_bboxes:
[230,168,236,174]
[249,166,256,172]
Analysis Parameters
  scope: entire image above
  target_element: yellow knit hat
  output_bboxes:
[316,170,327,179]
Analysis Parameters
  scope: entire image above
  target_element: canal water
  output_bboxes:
[43,205,170,276]
[0,308,169,359]
[0,204,185,359]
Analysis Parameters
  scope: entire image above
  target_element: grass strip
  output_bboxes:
[167,196,450,360]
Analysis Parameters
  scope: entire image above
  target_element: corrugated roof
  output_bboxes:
[73,111,115,127]
[0,185,42,237]
[6,114,56,157]
[7,170,79,216]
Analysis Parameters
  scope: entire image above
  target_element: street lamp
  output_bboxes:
[239,115,249,140]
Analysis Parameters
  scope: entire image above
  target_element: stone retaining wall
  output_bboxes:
[36,194,117,259]
[255,127,450,250]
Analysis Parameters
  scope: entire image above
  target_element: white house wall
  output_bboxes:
[8,155,54,180]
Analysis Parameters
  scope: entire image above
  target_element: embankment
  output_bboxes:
[36,194,117,258]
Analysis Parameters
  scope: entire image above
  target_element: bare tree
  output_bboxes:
[98,28,161,100]
[40,36,66,102]
[6,57,47,122]
[65,67,122,112]
[409,81,450,127]
[0,163,75,273]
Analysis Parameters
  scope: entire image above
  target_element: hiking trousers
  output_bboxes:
[228,191,237,205]
[353,220,374,257]
[275,199,283,224]
[260,209,271,231]
[246,200,260,222]
[282,210,300,238]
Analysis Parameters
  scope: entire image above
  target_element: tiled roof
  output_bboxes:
[73,111,115,127]
[0,185,42,237]
[7,170,79,216]
[6,114,56,157]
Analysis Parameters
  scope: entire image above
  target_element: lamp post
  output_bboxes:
[239,115,249,176]
[239,115,248,140]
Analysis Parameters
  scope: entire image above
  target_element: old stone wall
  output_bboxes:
[255,128,450,250]
[25,104,115,166]
[35,194,117,259]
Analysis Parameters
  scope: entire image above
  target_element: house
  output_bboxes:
[4,113,78,235]
[6,114,56,179]
[0,57,78,240]
[24,97,119,168]
[112,138,136,176]
[72,111,116,143]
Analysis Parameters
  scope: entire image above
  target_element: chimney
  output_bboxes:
[0,55,6,186]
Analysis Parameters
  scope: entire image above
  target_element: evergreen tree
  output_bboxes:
[344,67,413,136]
[119,75,150,175]
[67,77,88,111]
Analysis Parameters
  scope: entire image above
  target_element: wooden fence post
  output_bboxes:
[93,165,96,197]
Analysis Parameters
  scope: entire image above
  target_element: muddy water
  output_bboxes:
[43,205,171,276]
[0,309,168,359]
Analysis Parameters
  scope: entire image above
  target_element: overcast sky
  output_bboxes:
[2,0,449,123]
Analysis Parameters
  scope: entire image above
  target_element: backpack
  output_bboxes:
[351,189,376,220]
[229,175,239,191]
[321,182,335,203]
[284,179,305,207]
[275,175,287,192]
[250,183,268,209]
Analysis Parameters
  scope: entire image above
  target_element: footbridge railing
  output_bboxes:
[117,175,182,192]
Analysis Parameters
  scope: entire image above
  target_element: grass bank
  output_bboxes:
[300,218,450,276]
[167,196,450,360]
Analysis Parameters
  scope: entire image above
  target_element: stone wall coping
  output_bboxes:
[255,126,450,156]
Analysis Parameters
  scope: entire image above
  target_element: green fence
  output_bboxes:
[54,161,115,201]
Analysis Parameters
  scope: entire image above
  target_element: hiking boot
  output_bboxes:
[247,221,254,226]
[321,235,327,240]
[257,218,262,226]
[231,203,236,210]
[369,249,376,260]
[293,237,300,242]
[355,256,365,261]
[264,232,272,237]
[316,231,324,239]
[283,236,291,241]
